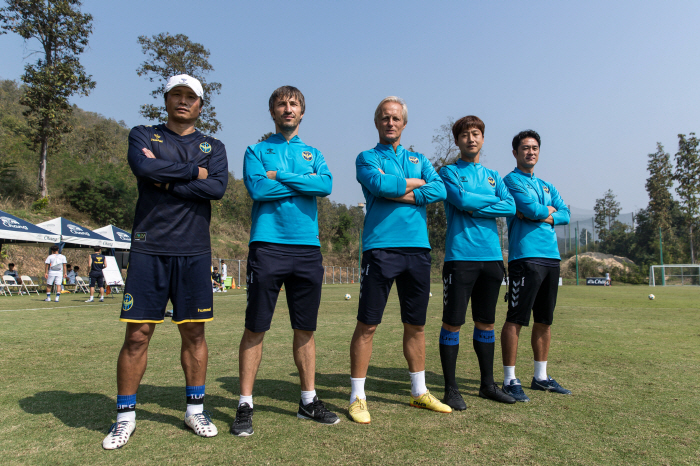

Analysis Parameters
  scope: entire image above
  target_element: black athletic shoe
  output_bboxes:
[478,383,517,404]
[297,396,340,425]
[230,403,254,437]
[442,387,467,411]
[530,376,571,395]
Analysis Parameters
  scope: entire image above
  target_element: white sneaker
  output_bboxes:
[223,289,227,292]
[184,411,218,437]
[85,298,94,303]
[55,297,59,302]
[99,297,104,302]
[102,420,136,450]
[44,298,51,302]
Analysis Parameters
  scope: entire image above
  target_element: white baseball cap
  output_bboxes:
[164,74,203,98]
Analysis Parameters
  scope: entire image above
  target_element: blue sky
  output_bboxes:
[2,0,699,213]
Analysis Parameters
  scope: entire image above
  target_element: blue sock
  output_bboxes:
[473,328,495,343]
[116,394,136,422]
[186,385,205,417]
[439,328,460,389]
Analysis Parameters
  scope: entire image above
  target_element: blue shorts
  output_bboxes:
[120,252,214,325]
[89,274,105,289]
[357,248,432,326]
[245,243,323,333]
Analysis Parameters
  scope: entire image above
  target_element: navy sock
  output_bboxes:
[439,328,460,390]
[473,328,495,386]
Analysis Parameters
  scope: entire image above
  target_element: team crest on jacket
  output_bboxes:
[487,176,496,187]
[302,151,313,161]
[543,185,550,193]
[409,156,419,164]
[199,142,212,153]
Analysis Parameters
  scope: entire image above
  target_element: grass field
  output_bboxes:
[0,284,699,465]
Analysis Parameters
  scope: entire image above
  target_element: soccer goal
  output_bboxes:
[649,264,700,286]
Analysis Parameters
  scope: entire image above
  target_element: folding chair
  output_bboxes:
[75,276,90,294]
[21,275,40,295]
[3,276,23,296]
[0,280,7,296]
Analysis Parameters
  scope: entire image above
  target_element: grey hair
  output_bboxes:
[374,96,408,124]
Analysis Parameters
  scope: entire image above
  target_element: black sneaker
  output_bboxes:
[297,396,340,425]
[442,387,467,411]
[530,376,571,395]
[478,382,517,404]
[230,403,254,437]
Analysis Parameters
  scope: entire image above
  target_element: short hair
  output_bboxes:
[67,264,72,268]
[8,263,14,267]
[512,130,541,151]
[50,245,59,252]
[94,246,102,252]
[374,96,408,125]
[452,116,485,142]
[213,267,218,270]
[268,86,305,115]
[221,260,225,263]
[74,266,80,271]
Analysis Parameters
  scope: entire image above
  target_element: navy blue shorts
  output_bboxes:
[357,248,432,326]
[120,252,214,325]
[442,261,505,326]
[245,243,324,333]
[89,274,105,289]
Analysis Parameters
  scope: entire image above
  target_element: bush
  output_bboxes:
[63,172,137,228]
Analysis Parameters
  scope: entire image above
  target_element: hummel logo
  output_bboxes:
[266,148,274,154]
[511,300,519,307]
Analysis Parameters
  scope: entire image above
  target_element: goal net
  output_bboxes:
[649,264,700,286]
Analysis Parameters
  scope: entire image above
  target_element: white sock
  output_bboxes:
[409,371,427,398]
[185,403,203,418]
[534,360,548,381]
[301,389,316,406]
[239,395,253,408]
[349,377,366,403]
[116,411,135,423]
[504,366,516,387]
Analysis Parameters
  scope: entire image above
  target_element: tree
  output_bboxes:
[137,33,222,134]
[594,189,621,240]
[430,117,459,171]
[674,133,700,263]
[0,0,95,198]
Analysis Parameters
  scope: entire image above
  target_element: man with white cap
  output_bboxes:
[103,74,228,449]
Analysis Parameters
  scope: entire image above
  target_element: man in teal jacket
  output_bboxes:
[501,130,572,402]
[438,115,516,411]
[348,96,451,424]
[231,86,339,437]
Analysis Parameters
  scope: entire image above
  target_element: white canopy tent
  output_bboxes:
[0,210,60,250]
[36,217,113,250]
[93,225,131,250]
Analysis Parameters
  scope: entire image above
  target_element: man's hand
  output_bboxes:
[541,215,554,225]
[378,168,385,174]
[198,167,208,180]
[142,148,156,159]
[266,171,277,180]
[44,273,48,279]
[388,192,416,204]
[405,178,426,191]
[516,211,525,220]
[547,205,557,216]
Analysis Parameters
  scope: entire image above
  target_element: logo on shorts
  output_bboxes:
[122,293,134,311]
[200,142,212,153]
[487,176,496,187]
[543,185,550,193]
[198,307,211,313]
[302,151,313,161]
[409,156,419,164]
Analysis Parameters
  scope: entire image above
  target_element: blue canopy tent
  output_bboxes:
[36,217,113,252]
[0,211,60,253]
[93,225,131,250]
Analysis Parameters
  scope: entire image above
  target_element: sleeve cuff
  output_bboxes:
[190,163,200,180]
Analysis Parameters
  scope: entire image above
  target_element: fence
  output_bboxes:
[213,258,359,287]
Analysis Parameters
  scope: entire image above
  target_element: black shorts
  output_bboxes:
[120,252,214,325]
[506,260,559,326]
[442,261,504,327]
[89,274,105,289]
[245,243,324,333]
[357,248,432,326]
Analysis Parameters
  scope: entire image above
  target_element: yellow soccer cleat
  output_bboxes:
[348,396,371,424]
[410,390,452,413]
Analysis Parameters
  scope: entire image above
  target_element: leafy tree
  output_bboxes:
[0,0,95,198]
[594,189,621,239]
[430,117,459,170]
[674,133,700,263]
[64,171,138,228]
[137,32,222,134]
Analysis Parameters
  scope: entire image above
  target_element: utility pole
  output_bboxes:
[576,222,579,285]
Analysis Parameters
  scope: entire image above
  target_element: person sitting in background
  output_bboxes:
[4,263,22,284]
[212,267,224,292]
[62,264,74,293]
[66,264,77,285]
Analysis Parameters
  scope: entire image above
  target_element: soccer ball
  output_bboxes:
[429,292,433,297]
[648,294,655,300]
[345,294,351,300]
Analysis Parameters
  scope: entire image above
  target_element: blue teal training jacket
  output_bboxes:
[503,167,570,261]
[243,133,332,246]
[441,160,515,261]
[356,143,446,251]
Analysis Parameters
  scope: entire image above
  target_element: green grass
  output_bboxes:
[0,285,699,465]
